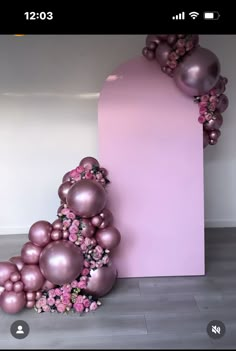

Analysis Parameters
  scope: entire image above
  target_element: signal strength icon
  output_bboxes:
[172,12,185,20]
[189,11,199,19]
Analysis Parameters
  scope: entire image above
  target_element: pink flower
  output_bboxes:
[80,276,88,281]
[61,295,71,305]
[85,172,94,180]
[76,295,84,304]
[95,245,103,254]
[70,169,78,178]
[198,115,206,124]
[82,268,90,276]
[76,166,85,173]
[71,280,78,288]
[77,281,87,289]
[55,299,61,306]
[63,219,71,228]
[55,288,62,296]
[61,208,70,216]
[83,260,90,268]
[62,284,71,293]
[47,297,55,306]
[199,101,208,107]
[74,174,81,181]
[83,298,91,308]
[67,212,76,220]
[199,107,207,114]
[90,261,96,269]
[36,296,47,308]
[36,300,42,309]
[90,238,97,246]
[96,260,103,268]
[209,96,218,103]
[80,243,87,251]
[96,172,103,180]
[57,303,66,313]
[90,301,98,311]
[69,225,78,235]
[72,219,80,226]
[74,302,84,313]
[200,95,209,102]
[69,233,77,242]
[102,255,110,265]
[209,103,216,112]
[42,305,50,312]
[48,289,56,298]
[78,235,85,244]
[84,237,91,246]
[93,251,102,261]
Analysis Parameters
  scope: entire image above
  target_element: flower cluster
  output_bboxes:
[35,281,101,314]
[69,165,110,187]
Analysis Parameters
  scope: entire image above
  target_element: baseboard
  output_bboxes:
[0,227,29,235]
[205,220,236,228]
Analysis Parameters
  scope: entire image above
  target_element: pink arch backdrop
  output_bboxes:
[98,56,204,278]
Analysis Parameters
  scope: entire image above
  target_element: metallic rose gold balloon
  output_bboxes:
[39,240,83,285]
[29,220,52,248]
[52,219,63,230]
[9,256,24,271]
[10,272,21,282]
[209,129,221,141]
[67,179,107,218]
[80,219,96,238]
[21,265,45,292]
[0,286,5,295]
[0,291,26,314]
[50,229,63,241]
[79,156,100,170]
[35,291,42,300]
[216,94,229,113]
[4,280,13,291]
[57,205,64,215]
[62,230,69,239]
[91,215,103,227]
[204,113,223,131]
[174,47,221,96]
[41,280,56,291]
[85,264,117,298]
[203,130,209,148]
[62,171,71,183]
[26,292,36,301]
[95,226,121,250]
[21,242,42,264]
[99,208,113,229]
[155,43,172,67]
[58,181,72,203]
[26,300,35,309]
[13,281,24,293]
[0,261,18,285]
[146,34,161,47]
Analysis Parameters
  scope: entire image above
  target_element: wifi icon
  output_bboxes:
[189,11,199,19]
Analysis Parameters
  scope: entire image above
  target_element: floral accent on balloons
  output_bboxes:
[142,34,229,147]
[0,157,121,315]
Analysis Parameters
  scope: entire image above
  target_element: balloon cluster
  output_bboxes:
[142,34,229,147]
[0,157,120,315]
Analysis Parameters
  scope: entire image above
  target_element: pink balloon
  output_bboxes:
[26,292,36,301]
[26,300,35,309]
[174,46,221,96]
[0,291,26,314]
[216,94,229,113]
[67,180,107,218]
[41,280,56,291]
[58,181,72,203]
[62,171,71,183]
[0,286,4,295]
[35,291,42,300]
[9,256,24,271]
[155,43,172,67]
[21,242,42,264]
[208,129,221,141]
[10,272,21,283]
[4,280,13,292]
[95,226,121,250]
[146,34,161,47]
[80,219,96,238]
[51,229,63,241]
[99,208,113,229]
[29,220,52,247]
[0,261,18,285]
[57,205,64,216]
[91,215,103,227]
[52,219,63,230]
[21,265,45,292]
[79,156,100,170]
[204,113,223,131]
[39,240,83,285]
[62,230,69,239]
[13,281,24,293]
[85,264,117,298]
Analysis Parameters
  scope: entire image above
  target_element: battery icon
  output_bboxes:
[203,11,220,20]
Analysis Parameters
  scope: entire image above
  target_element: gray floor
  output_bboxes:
[0,228,236,349]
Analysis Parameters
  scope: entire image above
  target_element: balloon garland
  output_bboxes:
[142,34,229,147]
[0,157,121,314]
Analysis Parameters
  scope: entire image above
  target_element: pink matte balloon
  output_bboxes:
[41,280,56,291]
[52,219,63,230]
[79,156,100,170]
[21,265,45,292]
[62,171,71,183]
[174,46,221,96]
[39,240,83,285]
[80,219,96,238]
[29,220,52,247]
[50,229,63,241]
[84,264,117,298]
[95,226,121,250]
[13,281,24,293]
[26,300,35,309]
[10,272,21,283]
[9,256,24,271]
[155,43,172,67]
[0,261,18,286]
[21,242,42,264]
[91,215,103,227]
[26,292,36,301]
[58,181,72,203]
[4,280,13,292]
[0,291,26,314]
[67,179,107,218]
[204,113,223,131]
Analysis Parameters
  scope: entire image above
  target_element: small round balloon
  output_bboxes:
[79,156,100,170]
[21,242,42,265]
[21,265,45,292]
[29,220,52,247]
[58,181,72,203]
[80,219,96,238]
[52,219,63,230]
[0,291,26,314]
[39,240,83,285]
[62,171,71,183]
[13,281,24,293]
[204,113,223,131]
[50,229,63,241]
[0,261,18,286]
[95,226,121,250]
[155,43,172,67]
[67,179,107,218]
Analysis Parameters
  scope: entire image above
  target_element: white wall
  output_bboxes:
[0,35,235,234]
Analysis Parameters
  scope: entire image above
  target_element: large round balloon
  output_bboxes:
[66,179,107,218]
[21,265,45,292]
[39,240,83,285]
[0,291,26,314]
[174,47,221,96]
[79,156,100,170]
[21,242,42,264]
[9,256,24,271]
[58,181,72,203]
[84,263,117,298]
[95,226,121,250]
[0,262,18,286]
[29,220,52,247]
